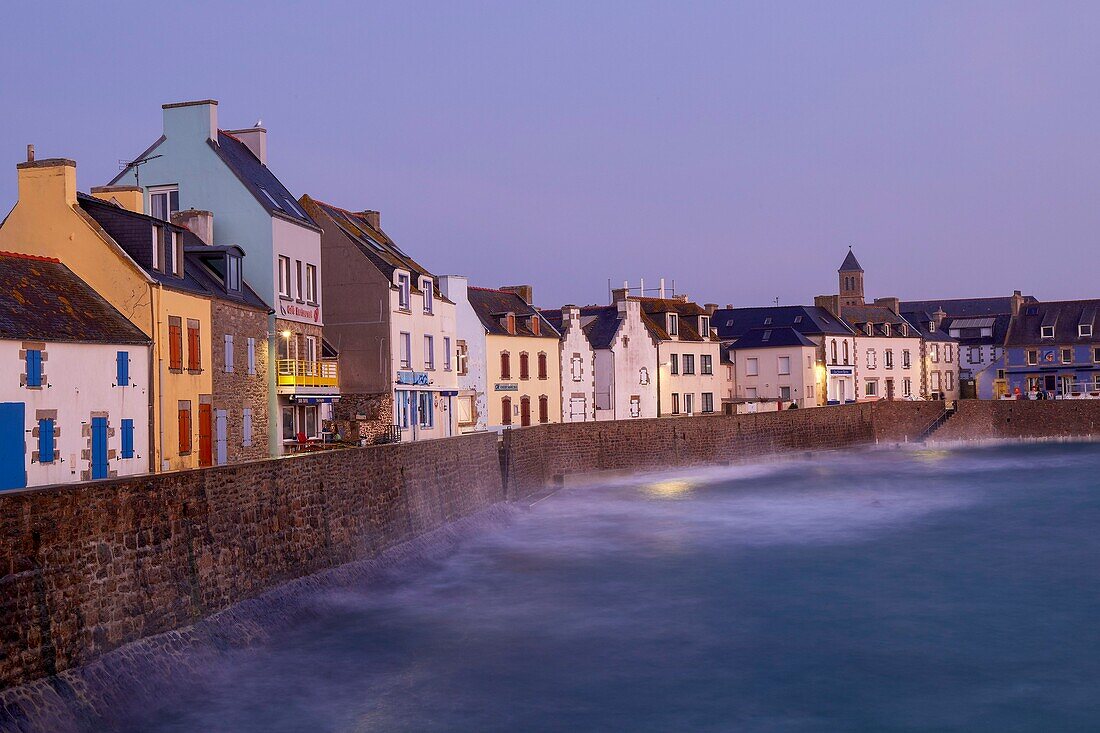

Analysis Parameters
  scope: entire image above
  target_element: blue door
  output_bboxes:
[91,417,108,480]
[0,402,27,490]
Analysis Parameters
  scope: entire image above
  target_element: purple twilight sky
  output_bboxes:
[1,1,1097,309]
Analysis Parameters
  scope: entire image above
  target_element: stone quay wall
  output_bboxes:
[933,399,1100,441]
[0,432,503,691]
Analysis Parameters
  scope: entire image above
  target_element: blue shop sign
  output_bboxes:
[397,370,430,386]
[828,367,854,376]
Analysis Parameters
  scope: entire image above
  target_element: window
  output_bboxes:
[457,340,469,376]
[746,387,758,398]
[247,337,256,375]
[639,367,650,385]
[571,354,583,382]
[699,316,710,336]
[902,349,911,368]
[282,406,296,440]
[37,418,55,463]
[538,352,548,380]
[671,393,680,414]
[842,341,850,365]
[670,354,679,375]
[419,392,433,428]
[1094,347,1100,364]
[304,264,317,304]
[630,395,641,417]
[227,255,242,292]
[538,395,549,424]
[111,350,129,386]
[830,340,837,363]
[397,273,411,309]
[778,356,790,375]
[931,372,942,391]
[1061,347,1073,364]
[931,344,940,363]
[187,320,201,372]
[224,335,234,373]
[903,378,912,396]
[1027,349,1039,366]
[500,351,511,380]
[746,357,759,376]
[701,354,713,375]
[763,317,773,325]
[1080,324,1093,337]
[885,349,894,369]
[501,396,512,425]
[120,419,134,459]
[295,260,304,301]
[399,332,411,369]
[883,323,891,337]
[901,324,908,336]
[682,354,695,375]
[867,349,877,369]
[178,401,192,455]
[444,337,452,371]
[968,346,980,363]
[422,278,434,314]
[865,380,878,397]
[520,352,530,380]
[668,313,679,336]
[168,317,183,371]
[278,256,292,298]
[157,227,180,276]
[243,408,253,447]
[762,330,771,342]
[149,186,179,221]
[701,392,714,413]
[684,393,694,414]
[303,405,319,438]
[424,335,435,370]
[946,371,955,391]
[807,385,814,398]
[865,323,872,336]
[780,386,791,401]
[1041,326,1055,339]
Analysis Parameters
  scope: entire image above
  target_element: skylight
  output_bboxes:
[260,188,283,210]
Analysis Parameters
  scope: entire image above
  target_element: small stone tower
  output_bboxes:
[838,247,865,307]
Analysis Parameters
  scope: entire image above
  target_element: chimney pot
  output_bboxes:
[362,210,380,229]
[26,144,34,163]
[500,285,534,305]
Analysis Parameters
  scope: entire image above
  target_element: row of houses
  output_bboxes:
[0,98,1094,491]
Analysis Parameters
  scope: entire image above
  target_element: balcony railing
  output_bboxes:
[277,358,339,389]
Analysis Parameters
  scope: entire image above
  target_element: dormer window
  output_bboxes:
[667,313,679,337]
[154,225,180,277]
[699,316,710,337]
[1080,324,1093,337]
[422,278,434,314]
[397,273,410,310]
[1041,325,1055,339]
[928,321,934,332]
[901,324,908,337]
[864,323,872,336]
[883,323,891,337]
[227,254,242,292]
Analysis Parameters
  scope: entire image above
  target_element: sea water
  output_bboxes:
[126,442,1100,732]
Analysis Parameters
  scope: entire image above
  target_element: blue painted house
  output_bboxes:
[108,99,339,454]
[1004,299,1100,398]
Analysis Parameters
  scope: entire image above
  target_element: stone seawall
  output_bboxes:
[933,400,1100,441]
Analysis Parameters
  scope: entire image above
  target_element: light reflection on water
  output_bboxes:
[121,443,1100,733]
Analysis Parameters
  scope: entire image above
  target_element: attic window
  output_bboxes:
[793,316,803,324]
[864,323,872,336]
[883,323,890,336]
[763,317,773,325]
[699,316,710,336]
[1026,306,1038,315]
[260,188,283,210]
[1080,324,1093,337]
[667,313,679,337]
[901,324,908,336]
[762,330,771,341]
[284,198,305,218]
[1041,326,1055,339]
[227,254,242,292]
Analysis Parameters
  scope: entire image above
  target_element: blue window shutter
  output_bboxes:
[26,350,42,387]
[38,419,55,462]
[116,351,129,386]
[121,419,134,459]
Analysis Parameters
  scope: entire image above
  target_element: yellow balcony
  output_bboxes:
[277,358,339,390]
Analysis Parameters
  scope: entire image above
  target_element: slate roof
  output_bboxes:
[301,196,451,305]
[78,194,269,310]
[211,131,318,229]
[899,295,1035,318]
[1005,300,1100,347]
[839,248,863,272]
[730,327,818,349]
[0,251,150,344]
[540,305,637,350]
[840,304,918,339]
[901,311,955,343]
[633,297,718,342]
[711,305,854,340]
[468,287,559,338]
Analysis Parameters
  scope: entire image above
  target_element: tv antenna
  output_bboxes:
[118,154,162,188]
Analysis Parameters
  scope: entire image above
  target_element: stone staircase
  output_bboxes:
[919,401,958,442]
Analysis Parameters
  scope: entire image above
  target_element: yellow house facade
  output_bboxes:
[0,155,214,472]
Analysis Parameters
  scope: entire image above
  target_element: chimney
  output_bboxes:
[17,157,78,208]
[873,296,900,314]
[933,307,947,329]
[500,284,533,305]
[90,185,143,214]
[225,124,267,164]
[564,304,580,327]
[171,209,215,245]
[611,287,629,303]
[704,303,718,315]
[26,144,34,163]
[162,99,219,142]
[437,275,468,304]
[815,294,841,317]
[362,210,380,229]
[1011,290,1024,316]
[725,304,733,309]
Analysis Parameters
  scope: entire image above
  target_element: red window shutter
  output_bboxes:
[178,408,191,454]
[538,353,547,380]
[501,353,510,380]
[520,353,529,380]
[169,324,182,370]
[501,397,511,425]
[539,396,549,423]
[187,326,200,371]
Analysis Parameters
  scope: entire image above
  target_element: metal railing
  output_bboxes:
[276,358,339,388]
